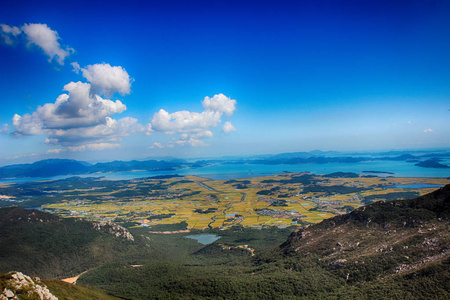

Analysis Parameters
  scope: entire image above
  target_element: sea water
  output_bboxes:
[80,160,450,180]
[1,160,449,183]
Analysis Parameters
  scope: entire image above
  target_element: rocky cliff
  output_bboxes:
[279,184,450,283]
[92,221,135,242]
[0,271,57,300]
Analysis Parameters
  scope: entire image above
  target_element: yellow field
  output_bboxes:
[44,173,450,230]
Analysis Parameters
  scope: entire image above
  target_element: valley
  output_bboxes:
[1,172,448,230]
[0,173,449,299]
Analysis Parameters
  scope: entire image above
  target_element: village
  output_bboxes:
[38,172,449,230]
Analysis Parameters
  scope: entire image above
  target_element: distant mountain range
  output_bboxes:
[0,159,188,179]
[0,150,449,179]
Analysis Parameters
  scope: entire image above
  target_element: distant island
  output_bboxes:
[415,159,450,169]
[0,149,449,179]
[362,171,395,175]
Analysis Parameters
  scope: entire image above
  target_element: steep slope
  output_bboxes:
[0,207,137,279]
[280,184,450,283]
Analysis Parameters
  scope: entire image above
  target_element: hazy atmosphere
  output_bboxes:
[1,0,449,165]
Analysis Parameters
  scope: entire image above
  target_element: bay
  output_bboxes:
[1,160,449,183]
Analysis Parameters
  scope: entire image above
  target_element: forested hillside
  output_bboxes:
[0,185,448,299]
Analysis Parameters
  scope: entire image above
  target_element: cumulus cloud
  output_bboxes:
[13,81,127,134]
[202,93,236,116]
[423,128,433,133]
[12,80,139,150]
[147,93,237,148]
[82,63,132,96]
[151,109,222,135]
[47,117,141,146]
[4,22,141,154]
[222,121,236,134]
[1,23,73,64]
[22,23,73,65]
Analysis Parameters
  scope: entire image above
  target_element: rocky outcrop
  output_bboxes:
[0,271,57,300]
[278,185,450,284]
[93,221,135,242]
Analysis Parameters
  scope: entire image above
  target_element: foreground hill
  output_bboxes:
[0,207,138,279]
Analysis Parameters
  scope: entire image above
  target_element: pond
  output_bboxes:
[186,234,221,245]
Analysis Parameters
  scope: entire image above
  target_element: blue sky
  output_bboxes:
[1,0,449,165]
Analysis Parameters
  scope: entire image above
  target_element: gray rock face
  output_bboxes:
[93,221,135,241]
[1,271,58,300]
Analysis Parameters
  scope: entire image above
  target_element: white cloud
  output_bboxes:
[13,81,127,135]
[143,123,153,136]
[423,128,433,133]
[150,142,164,149]
[188,138,207,147]
[13,113,45,135]
[147,93,237,148]
[47,117,141,145]
[71,62,81,74]
[0,24,21,36]
[12,80,139,150]
[151,109,222,135]
[5,23,141,154]
[82,63,132,96]
[222,121,236,134]
[191,130,213,139]
[175,138,207,147]
[0,24,21,45]
[46,148,66,154]
[202,93,236,116]
[68,143,121,152]
[21,23,73,65]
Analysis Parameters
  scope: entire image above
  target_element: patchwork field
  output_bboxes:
[28,172,449,230]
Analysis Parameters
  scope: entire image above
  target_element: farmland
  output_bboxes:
[2,172,442,230]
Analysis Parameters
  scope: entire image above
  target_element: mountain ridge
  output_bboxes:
[1,150,449,179]
[278,184,450,284]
